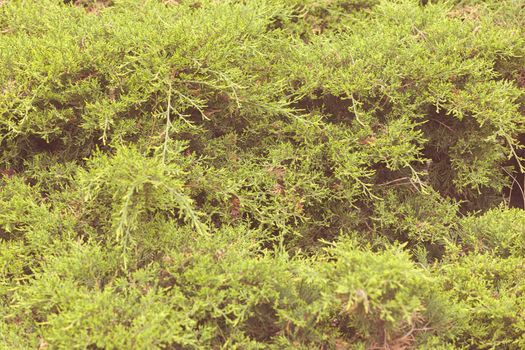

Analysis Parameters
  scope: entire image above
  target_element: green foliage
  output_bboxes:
[77,144,207,267]
[460,208,525,257]
[1,0,525,348]
[439,253,525,349]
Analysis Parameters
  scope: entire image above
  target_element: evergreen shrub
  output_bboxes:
[1,0,524,348]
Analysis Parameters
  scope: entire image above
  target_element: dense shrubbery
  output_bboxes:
[1,0,524,348]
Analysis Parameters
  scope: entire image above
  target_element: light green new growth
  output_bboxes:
[1,0,525,349]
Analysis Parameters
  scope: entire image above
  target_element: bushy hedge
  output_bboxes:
[1,0,524,348]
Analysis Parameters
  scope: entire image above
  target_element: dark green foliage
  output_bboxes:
[1,0,525,348]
